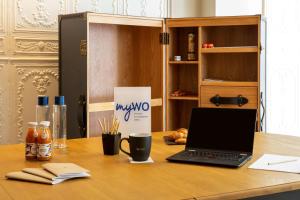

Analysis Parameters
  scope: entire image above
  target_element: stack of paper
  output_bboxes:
[6,163,90,185]
[249,154,300,173]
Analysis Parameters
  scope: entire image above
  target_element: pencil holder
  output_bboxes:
[102,133,121,155]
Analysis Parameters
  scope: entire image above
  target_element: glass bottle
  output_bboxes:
[37,121,52,161]
[53,96,67,149]
[36,96,50,123]
[25,122,38,160]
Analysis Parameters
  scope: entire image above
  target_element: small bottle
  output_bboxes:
[25,122,38,160]
[187,33,196,61]
[37,121,52,161]
[53,96,67,149]
[36,96,50,123]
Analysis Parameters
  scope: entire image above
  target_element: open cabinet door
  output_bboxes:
[165,18,200,131]
[87,13,165,137]
[59,13,88,139]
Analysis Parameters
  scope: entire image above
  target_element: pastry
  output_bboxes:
[175,138,186,144]
[166,128,188,144]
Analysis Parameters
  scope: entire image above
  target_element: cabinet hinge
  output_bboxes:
[80,40,87,56]
[160,32,169,45]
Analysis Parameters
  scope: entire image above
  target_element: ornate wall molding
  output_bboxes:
[123,0,128,15]
[160,0,164,17]
[0,64,4,144]
[74,0,102,13]
[15,0,67,31]
[14,38,58,55]
[112,0,117,14]
[0,37,4,54]
[141,0,147,16]
[0,87,3,144]
[0,0,167,144]
[0,0,4,32]
[16,66,58,142]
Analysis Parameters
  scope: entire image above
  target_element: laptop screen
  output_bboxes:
[186,108,257,153]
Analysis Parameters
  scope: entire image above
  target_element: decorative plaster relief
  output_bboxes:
[0,37,4,54]
[16,67,59,142]
[126,0,143,17]
[15,38,58,55]
[0,0,4,31]
[0,64,4,144]
[15,0,66,31]
[74,0,116,14]
[123,0,128,15]
[0,87,3,144]
[124,0,164,17]
[74,0,100,13]
[141,0,147,16]
[160,0,164,17]
[144,0,165,18]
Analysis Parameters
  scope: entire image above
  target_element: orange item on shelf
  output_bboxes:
[202,43,208,48]
[170,90,187,97]
[37,121,52,161]
[25,122,38,160]
[208,43,214,48]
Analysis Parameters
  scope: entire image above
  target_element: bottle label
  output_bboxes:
[26,143,37,157]
[41,132,48,140]
[37,143,52,158]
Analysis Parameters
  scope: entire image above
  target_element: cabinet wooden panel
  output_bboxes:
[200,86,257,109]
[60,13,164,138]
[60,14,265,137]
[166,15,265,131]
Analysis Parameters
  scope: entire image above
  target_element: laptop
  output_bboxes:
[166,108,257,167]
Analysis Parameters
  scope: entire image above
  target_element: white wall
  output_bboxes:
[171,0,200,17]
[216,0,262,16]
[0,0,167,144]
[170,0,215,17]
[170,0,262,18]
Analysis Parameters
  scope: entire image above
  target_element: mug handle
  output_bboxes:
[119,138,131,157]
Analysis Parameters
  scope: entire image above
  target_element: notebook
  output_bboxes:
[167,108,257,167]
[5,171,64,185]
[42,163,90,178]
[6,163,90,185]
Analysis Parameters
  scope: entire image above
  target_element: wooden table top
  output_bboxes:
[1,132,300,200]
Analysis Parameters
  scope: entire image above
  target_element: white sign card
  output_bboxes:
[114,87,151,138]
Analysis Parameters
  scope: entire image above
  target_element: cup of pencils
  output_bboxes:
[98,116,121,155]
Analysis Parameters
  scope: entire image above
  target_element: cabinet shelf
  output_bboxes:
[169,61,199,64]
[201,46,258,53]
[168,95,198,101]
[201,81,258,87]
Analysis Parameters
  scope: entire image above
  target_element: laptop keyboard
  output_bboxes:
[183,149,247,162]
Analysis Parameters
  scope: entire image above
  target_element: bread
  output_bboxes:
[175,138,186,144]
[167,128,188,144]
[177,128,188,138]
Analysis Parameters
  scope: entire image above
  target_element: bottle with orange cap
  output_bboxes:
[25,122,38,160]
[37,121,52,161]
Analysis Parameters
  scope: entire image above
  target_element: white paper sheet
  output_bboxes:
[128,157,154,164]
[249,154,300,173]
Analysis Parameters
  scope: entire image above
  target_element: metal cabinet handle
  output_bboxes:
[210,95,248,107]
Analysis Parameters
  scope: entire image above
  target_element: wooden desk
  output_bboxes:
[1,132,300,200]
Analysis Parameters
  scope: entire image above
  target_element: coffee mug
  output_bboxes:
[119,133,151,161]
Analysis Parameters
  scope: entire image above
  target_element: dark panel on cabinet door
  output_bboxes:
[59,13,87,139]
